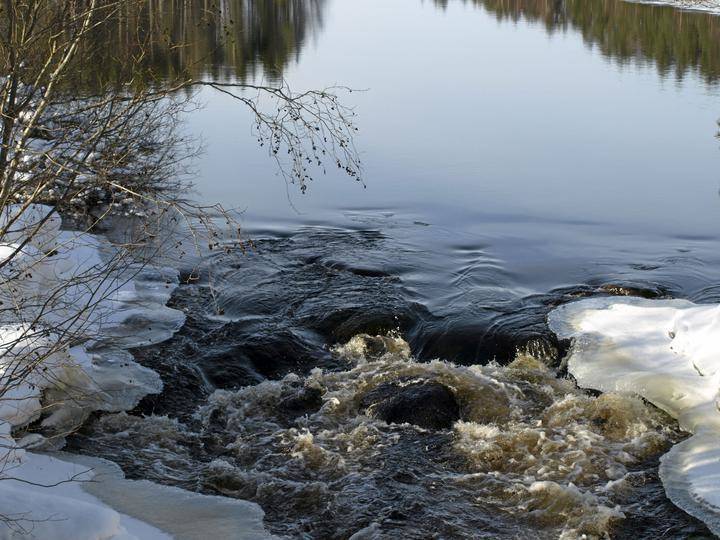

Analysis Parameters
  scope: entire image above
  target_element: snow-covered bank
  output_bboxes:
[0,204,273,539]
[61,454,274,540]
[0,449,274,540]
[549,297,720,535]
[0,203,184,435]
[627,0,720,14]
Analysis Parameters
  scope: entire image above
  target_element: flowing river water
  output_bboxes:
[68,0,720,537]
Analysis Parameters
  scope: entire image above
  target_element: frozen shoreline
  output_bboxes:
[0,204,273,539]
[0,451,274,540]
[549,297,720,536]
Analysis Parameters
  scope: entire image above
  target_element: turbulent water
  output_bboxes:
[69,332,703,538]
[64,228,711,539]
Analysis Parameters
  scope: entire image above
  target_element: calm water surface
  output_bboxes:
[192,0,720,300]
[71,1,720,538]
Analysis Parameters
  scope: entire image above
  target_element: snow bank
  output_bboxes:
[60,453,274,540]
[0,447,272,539]
[0,203,185,433]
[549,297,720,535]
[0,203,274,539]
[0,449,272,540]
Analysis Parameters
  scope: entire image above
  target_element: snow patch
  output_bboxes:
[0,204,185,433]
[0,445,170,539]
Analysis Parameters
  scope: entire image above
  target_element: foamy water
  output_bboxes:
[72,330,699,538]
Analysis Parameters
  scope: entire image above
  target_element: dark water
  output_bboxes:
[70,0,720,538]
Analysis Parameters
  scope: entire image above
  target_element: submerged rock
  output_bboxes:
[360,379,460,430]
[196,323,333,390]
[416,321,562,367]
[277,385,324,421]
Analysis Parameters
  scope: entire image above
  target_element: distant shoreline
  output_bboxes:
[629,0,720,14]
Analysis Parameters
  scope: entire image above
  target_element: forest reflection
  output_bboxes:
[84,0,720,86]
[79,0,326,87]
[435,0,720,82]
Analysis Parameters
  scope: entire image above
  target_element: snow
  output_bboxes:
[61,454,275,540]
[549,297,720,535]
[0,433,275,540]
[0,448,170,540]
[0,204,62,252]
[0,204,185,432]
[0,203,275,539]
[628,0,720,14]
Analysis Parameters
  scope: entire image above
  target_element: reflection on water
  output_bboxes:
[80,0,326,85]
[463,0,720,83]
[80,0,720,84]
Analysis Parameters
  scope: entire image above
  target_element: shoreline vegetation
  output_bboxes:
[1,0,720,538]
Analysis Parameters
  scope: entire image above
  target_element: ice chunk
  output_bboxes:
[549,297,720,534]
[56,453,276,540]
[0,450,170,540]
[0,325,70,427]
[0,204,183,432]
[0,203,275,540]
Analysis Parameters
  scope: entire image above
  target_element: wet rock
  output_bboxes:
[199,323,333,387]
[304,302,429,345]
[338,334,411,362]
[598,283,669,299]
[355,334,398,358]
[416,321,562,367]
[517,337,561,367]
[360,379,460,430]
[136,361,208,417]
[277,385,324,420]
[200,352,265,389]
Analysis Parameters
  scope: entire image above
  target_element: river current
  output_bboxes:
[69,0,720,537]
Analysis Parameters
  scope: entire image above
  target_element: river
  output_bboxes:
[69,0,720,537]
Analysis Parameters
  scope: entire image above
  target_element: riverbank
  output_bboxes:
[0,204,273,539]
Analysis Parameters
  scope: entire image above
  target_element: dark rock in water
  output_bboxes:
[518,337,561,366]
[416,320,562,367]
[302,302,430,345]
[348,334,411,360]
[360,379,460,430]
[134,360,208,418]
[277,385,324,421]
[200,351,266,389]
[598,282,668,299]
[199,323,333,388]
